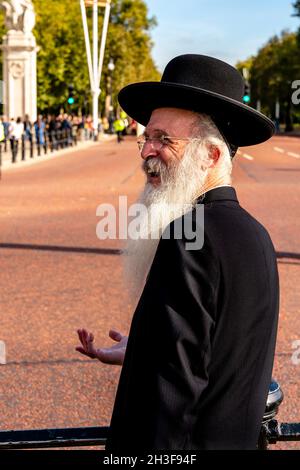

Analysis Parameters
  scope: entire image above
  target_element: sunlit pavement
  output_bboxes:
[0,134,299,449]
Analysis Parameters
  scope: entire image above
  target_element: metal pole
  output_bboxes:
[92,0,99,139]
[98,0,111,88]
[257,100,261,113]
[30,135,33,158]
[79,0,95,92]
[275,100,280,120]
[80,0,111,138]
[21,134,25,161]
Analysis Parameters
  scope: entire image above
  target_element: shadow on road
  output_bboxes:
[0,243,122,256]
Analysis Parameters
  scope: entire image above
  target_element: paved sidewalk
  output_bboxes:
[0,133,115,172]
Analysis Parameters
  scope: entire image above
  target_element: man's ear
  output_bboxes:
[208,145,221,167]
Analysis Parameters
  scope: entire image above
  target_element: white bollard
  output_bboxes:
[0,340,6,364]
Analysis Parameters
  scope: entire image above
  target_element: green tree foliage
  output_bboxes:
[0,0,160,114]
[236,31,300,130]
[294,0,300,9]
[102,0,160,112]
[293,0,300,46]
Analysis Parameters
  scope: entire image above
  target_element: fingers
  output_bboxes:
[75,346,91,357]
[109,329,123,342]
[76,329,96,358]
[76,328,126,365]
[77,329,87,349]
[77,329,93,349]
[75,346,96,359]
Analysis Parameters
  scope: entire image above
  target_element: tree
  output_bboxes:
[293,0,300,46]
[236,31,300,131]
[293,1,300,18]
[100,0,160,114]
[0,0,160,114]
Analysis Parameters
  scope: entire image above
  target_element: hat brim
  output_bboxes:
[118,82,275,147]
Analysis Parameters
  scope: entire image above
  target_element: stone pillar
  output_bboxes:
[0,0,38,121]
[1,30,37,121]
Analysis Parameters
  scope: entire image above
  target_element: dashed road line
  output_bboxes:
[242,154,254,161]
[273,146,300,159]
[287,152,300,159]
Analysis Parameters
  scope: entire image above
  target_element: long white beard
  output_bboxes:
[123,140,211,302]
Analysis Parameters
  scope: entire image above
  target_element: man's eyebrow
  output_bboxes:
[144,128,169,137]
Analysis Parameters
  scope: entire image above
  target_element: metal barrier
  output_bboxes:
[0,426,109,450]
[0,380,298,450]
[258,380,300,449]
[3,129,78,164]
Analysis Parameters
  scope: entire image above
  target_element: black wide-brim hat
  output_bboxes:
[118,54,275,148]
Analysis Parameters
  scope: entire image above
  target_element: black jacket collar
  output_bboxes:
[197,186,239,204]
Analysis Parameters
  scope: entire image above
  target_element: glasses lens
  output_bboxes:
[137,139,145,152]
[136,137,165,153]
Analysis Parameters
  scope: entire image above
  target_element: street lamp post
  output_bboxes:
[80,0,111,139]
[105,58,115,124]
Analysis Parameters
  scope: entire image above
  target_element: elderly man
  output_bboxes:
[76,55,279,450]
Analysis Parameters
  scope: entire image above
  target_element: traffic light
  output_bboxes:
[67,84,75,105]
[243,82,251,104]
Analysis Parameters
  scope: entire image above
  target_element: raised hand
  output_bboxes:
[76,328,127,366]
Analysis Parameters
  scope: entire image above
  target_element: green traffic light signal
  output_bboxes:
[243,94,251,104]
[243,81,251,104]
[67,84,75,105]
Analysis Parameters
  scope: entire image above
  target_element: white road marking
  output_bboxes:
[0,340,6,365]
[287,152,300,159]
[242,154,254,161]
[274,147,285,153]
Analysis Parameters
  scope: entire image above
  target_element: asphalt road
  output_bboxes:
[0,134,299,450]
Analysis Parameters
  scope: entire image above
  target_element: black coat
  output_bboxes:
[106,186,279,451]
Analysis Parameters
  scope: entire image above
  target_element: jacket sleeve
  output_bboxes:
[143,224,220,449]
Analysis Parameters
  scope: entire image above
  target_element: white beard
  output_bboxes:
[123,140,211,302]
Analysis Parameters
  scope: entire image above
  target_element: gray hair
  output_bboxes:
[191,113,233,178]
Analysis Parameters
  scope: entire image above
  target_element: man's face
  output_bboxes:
[124,108,215,300]
[141,107,199,186]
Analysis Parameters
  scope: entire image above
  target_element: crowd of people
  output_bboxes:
[0,113,136,154]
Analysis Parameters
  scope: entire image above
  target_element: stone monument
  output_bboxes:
[0,0,37,121]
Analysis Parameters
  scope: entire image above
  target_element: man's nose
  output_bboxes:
[140,143,160,160]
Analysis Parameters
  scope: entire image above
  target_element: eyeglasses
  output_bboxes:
[137,135,202,153]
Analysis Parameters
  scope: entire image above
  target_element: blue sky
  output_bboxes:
[145,0,299,71]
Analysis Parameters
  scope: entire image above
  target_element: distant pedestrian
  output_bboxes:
[34,116,45,146]
[274,118,280,134]
[48,115,58,150]
[108,113,115,134]
[71,116,79,144]
[102,116,109,134]
[9,117,23,161]
[0,118,5,143]
[113,117,125,143]
[23,114,32,142]
[2,116,9,140]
